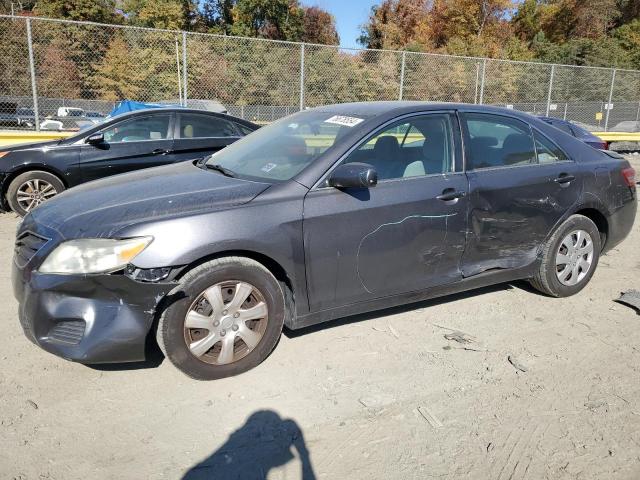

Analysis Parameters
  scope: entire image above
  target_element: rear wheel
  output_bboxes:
[6,170,65,216]
[158,257,285,380]
[530,214,601,297]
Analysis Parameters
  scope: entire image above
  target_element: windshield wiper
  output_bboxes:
[204,163,236,178]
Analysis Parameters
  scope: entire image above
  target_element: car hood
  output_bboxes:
[29,161,271,238]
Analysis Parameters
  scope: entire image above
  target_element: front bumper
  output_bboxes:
[12,261,176,364]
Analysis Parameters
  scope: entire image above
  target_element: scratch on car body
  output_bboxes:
[356,213,458,293]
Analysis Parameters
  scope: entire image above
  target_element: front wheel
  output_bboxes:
[6,170,65,216]
[530,214,601,297]
[157,257,286,380]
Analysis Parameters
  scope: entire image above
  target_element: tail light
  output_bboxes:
[598,141,608,150]
[622,167,636,187]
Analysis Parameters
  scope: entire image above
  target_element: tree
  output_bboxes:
[230,0,304,41]
[121,0,196,30]
[33,0,120,23]
[301,6,339,45]
[359,0,429,50]
[37,40,83,98]
[200,0,235,34]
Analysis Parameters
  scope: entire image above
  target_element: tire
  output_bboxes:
[157,257,286,380]
[530,214,601,297]
[6,170,65,217]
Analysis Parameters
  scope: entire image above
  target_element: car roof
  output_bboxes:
[104,107,258,128]
[312,101,525,117]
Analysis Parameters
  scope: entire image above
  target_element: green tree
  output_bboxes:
[34,0,120,23]
[230,0,304,41]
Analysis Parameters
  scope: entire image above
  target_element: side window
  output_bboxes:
[178,113,238,138]
[534,130,568,164]
[344,114,453,181]
[235,123,255,136]
[463,113,536,169]
[550,120,574,136]
[102,115,171,143]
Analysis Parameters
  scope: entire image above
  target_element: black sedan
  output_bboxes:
[538,116,608,150]
[12,102,637,380]
[0,108,258,216]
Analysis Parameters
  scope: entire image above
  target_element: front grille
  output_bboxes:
[14,231,49,268]
[48,321,86,345]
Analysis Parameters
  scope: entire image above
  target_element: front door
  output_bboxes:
[459,111,582,276]
[79,113,175,182]
[303,112,468,312]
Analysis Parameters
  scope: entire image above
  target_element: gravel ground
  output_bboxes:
[1,158,639,480]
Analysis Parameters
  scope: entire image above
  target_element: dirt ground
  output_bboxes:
[1,157,639,480]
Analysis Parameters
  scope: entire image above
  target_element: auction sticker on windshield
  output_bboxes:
[324,115,364,127]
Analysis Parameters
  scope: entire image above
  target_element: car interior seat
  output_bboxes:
[372,135,402,179]
[502,133,534,165]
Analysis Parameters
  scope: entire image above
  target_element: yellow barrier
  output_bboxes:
[0,130,72,147]
[592,132,640,143]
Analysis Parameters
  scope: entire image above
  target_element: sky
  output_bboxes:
[302,0,380,49]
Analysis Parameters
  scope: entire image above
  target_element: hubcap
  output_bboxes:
[16,179,57,212]
[555,229,594,286]
[183,281,268,365]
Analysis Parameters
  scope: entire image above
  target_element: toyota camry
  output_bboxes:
[12,102,637,380]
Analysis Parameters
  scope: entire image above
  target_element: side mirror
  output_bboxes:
[85,132,104,145]
[328,162,378,189]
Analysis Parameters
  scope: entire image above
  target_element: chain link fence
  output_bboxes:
[1,14,640,132]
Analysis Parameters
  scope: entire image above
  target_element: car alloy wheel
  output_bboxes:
[555,229,594,286]
[183,281,269,365]
[16,179,58,212]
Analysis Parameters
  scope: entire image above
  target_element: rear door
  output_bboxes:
[79,113,175,182]
[303,112,468,311]
[459,112,582,276]
[171,112,244,162]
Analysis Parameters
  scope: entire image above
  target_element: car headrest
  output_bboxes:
[470,136,498,149]
[502,133,534,164]
[373,135,400,158]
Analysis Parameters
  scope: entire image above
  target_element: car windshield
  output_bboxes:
[204,110,368,182]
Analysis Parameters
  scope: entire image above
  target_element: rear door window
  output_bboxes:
[462,113,536,169]
[178,113,239,138]
[533,130,568,164]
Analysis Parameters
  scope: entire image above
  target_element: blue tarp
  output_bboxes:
[107,100,183,118]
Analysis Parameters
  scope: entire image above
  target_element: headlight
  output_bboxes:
[38,237,153,274]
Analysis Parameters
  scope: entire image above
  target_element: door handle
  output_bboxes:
[554,173,575,184]
[436,188,466,202]
[152,148,170,155]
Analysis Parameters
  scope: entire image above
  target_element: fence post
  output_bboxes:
[25,18,40,131]
[479,58,487,105]
[545,64,555,116]
[563,102,568,120]
[175,38,183,105]
[635,101,640,124]
[398,51,406,101]
[604,69,616,131]
[182,31,188,106]
[474,62,480,104]
[299,43,305,111]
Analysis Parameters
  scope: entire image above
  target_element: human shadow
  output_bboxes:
[182,410,316,480]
